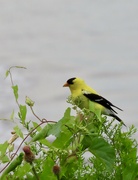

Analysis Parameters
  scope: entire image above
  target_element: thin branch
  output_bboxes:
[30,106,42,122]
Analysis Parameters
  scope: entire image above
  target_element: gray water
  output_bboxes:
[0,1,138,143]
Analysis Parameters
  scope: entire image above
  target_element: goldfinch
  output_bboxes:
[63,77,126,126]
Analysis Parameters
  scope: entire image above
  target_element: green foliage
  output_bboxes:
[18,105,27,123]
[13,126,24,139]
[0,142,9,163]
[12,85,19,101]
[0,66,138,180]
[1,153,24,179]
[82,135,115,171]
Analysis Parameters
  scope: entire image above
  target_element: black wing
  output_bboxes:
[82,91,123,114]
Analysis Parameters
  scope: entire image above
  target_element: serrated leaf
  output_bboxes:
[14,126,24,139]
[12,85,18,101]
[82,134,115,172]
[122,163,138,180]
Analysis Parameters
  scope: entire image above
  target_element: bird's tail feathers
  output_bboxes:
[110,113,126,127]
[112,105,123,111]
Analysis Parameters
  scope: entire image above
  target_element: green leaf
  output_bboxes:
[82,134,115,172]
[39,138,52,147]
[10,110,14,120]
[18,105,27,123]
[48,108,75,149]
[52,130,72,149]
[13,126,24,139]
[0,141,8,155]
[40,156,56,180]
[0,141,9,163]
[49,107,75,137]
[122,163,138,180]
[1,155,9,163]
[12,85,18,101]
[89,101,102,121]
[14,66,27,69]
[32,124,54,142]
[9,66,27,71]
[1,153,24,179]
[13,163,32,178]
[32,121,42,131]
[5,70,10,78]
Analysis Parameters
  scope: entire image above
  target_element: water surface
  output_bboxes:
[0,1,138,143]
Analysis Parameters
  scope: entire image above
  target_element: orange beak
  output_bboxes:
[63,82,69,87]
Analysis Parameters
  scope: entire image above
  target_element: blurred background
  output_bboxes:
[0,0,138,143]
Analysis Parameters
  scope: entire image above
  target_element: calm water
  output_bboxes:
[0,1,138,143]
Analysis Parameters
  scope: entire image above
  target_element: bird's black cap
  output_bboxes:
[67,77,76,84]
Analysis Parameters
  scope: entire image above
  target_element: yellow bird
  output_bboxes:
[63,77,126,126]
